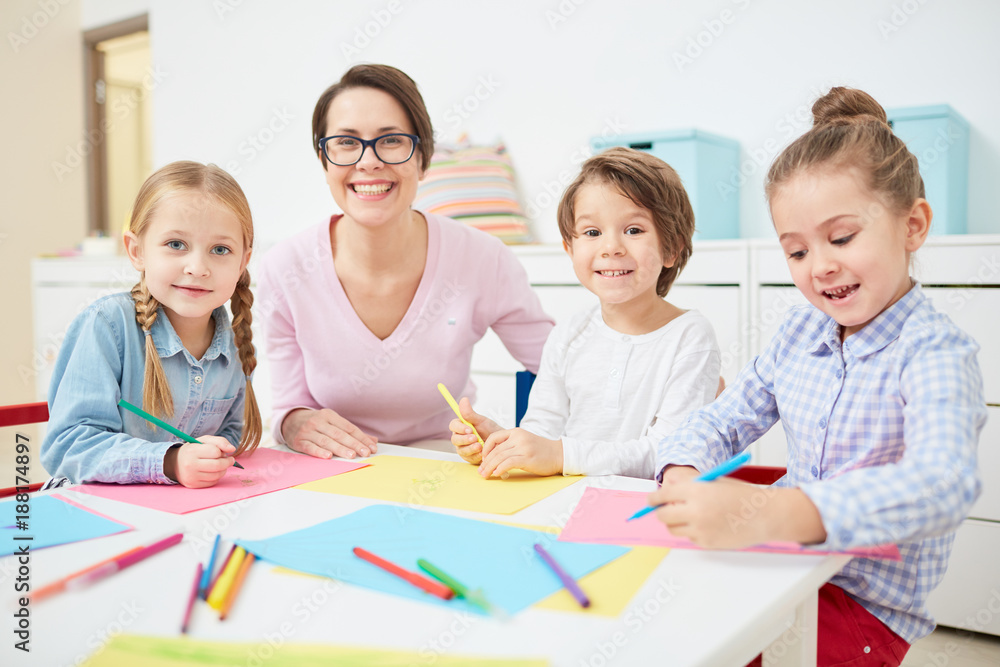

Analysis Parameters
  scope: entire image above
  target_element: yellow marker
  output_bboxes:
[207,546,245,610]
[437,383,484,445]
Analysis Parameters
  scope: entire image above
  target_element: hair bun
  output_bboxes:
[812,86,888,127]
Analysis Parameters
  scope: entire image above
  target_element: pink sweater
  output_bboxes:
[257,213,554,445]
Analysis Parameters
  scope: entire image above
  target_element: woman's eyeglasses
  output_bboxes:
[318,133,420,166]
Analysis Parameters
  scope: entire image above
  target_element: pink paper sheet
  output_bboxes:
[558,487,901,561]
[72,448,368,514]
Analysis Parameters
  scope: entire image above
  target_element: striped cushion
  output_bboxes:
[414,143,533,244]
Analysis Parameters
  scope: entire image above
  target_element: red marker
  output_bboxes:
[352,547,454,600]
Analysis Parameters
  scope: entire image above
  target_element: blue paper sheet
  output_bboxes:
[238,505,628,615]
[1,494,131,556]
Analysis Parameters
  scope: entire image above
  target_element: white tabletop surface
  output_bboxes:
[1,444,849,666]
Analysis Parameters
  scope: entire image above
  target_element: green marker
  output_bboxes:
[416,558,506,619]
[118,398,244,469]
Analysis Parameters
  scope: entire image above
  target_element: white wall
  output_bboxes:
[88,0,1000,245]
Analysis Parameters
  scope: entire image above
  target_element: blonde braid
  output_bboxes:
[131,277,174,420]
[230,269,261,456]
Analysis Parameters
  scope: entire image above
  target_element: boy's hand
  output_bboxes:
[478,428,563,478]
[448,397,500,465]
[164,436,237,489]
[282,408,378,460]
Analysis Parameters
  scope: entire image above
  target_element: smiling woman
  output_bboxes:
[256,64,554,457]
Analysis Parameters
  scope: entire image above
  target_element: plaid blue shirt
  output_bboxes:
[656,283,986,642]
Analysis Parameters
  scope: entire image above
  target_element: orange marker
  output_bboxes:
[30,546,144,602]
[219,552,254,621]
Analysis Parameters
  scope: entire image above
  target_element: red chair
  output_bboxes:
[0,401,49,497]
[727,465,786,485]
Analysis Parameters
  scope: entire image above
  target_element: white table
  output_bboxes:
[2,444,849,666]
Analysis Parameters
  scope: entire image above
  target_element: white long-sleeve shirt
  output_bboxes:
[521,305,721,479]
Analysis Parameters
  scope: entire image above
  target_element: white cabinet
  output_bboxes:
[30,258,139,404]
[924,519,1000,635]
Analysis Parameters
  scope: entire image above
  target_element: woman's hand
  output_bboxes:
[478,428,563,479]
[164,436,237,488]
[281,408,378,460]
[448,397,501,465]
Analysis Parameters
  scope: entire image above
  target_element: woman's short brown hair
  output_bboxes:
[311,64,434,170]
[557,147,695,297]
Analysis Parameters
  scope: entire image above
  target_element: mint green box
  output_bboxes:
[591,129,740,240]
[887,105,970,235]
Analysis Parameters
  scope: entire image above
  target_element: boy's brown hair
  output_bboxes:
[557,147,695,297]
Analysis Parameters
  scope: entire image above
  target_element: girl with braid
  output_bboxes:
[41,161,261,488]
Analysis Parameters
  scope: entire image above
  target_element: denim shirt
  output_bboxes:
[41,292,246,484]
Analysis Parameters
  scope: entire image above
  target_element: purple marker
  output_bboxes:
[534,542,590,608]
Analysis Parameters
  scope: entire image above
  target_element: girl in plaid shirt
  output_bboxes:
[650,87,986,665]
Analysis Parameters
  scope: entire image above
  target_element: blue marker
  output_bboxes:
[199,534,221,599]
[627,450,752,521]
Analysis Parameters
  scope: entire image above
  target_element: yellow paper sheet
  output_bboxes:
[86,634,548,666]
[296,455,579,515]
